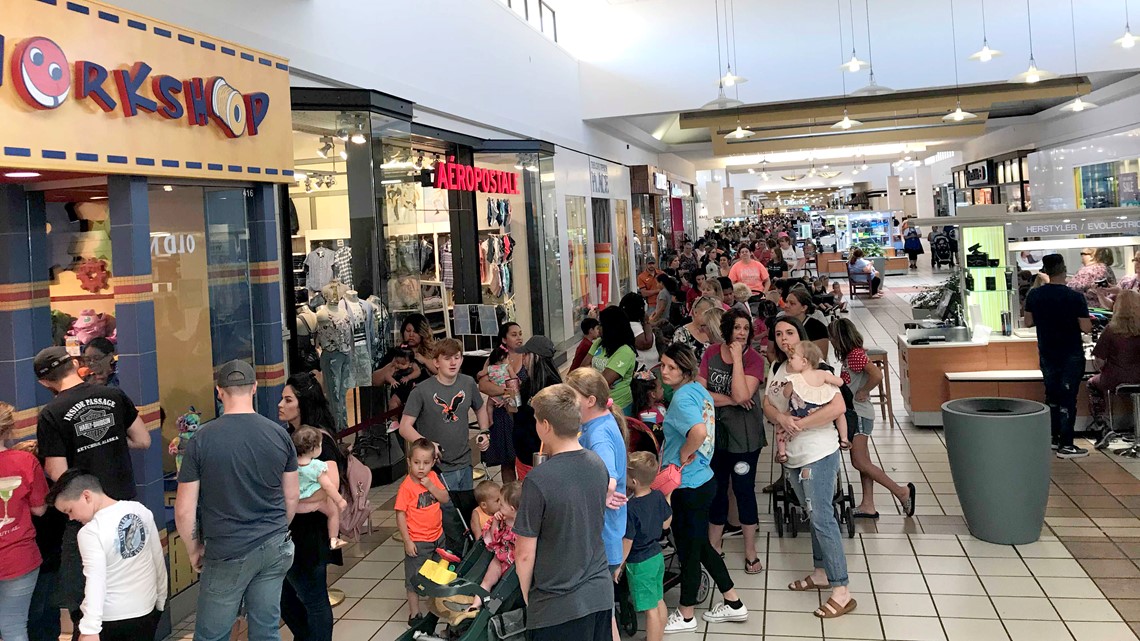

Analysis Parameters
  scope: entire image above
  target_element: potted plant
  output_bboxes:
[910,273,964,322]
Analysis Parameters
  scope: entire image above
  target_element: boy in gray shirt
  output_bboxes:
[514,384,612,641]
[398,338,490,551]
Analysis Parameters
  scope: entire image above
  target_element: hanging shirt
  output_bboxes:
[304,247,337,292]
[334,245,353,287]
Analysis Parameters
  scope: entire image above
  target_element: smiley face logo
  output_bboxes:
[12,37,71,110]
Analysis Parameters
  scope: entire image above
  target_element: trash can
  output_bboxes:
[942,398,1051,545]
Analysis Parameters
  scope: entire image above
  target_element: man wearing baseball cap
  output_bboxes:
[175,359,299,641]
[34,345,152,636]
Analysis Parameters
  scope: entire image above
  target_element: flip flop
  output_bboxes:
[815,597,857,619]
[745,558,763,574]
[853,511,880,520]
[788,576,829,591]
[903,482,917,517]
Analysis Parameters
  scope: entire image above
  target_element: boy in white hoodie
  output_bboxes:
[48,469,167,641]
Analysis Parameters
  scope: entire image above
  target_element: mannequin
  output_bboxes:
[316,281,354,431]
[295,303,320,372]
[343,289,375,389]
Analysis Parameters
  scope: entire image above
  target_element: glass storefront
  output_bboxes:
[566,195,591,325]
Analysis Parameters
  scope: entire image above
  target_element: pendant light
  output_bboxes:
[832,0,864,130]
[1060,0,1097,112]
[838,0,868,72]
[725,120,755,139]
[944,0,978,122]
[851,0,894,96]
[701,0,744,109]
[1011,0,1057,83]
[969,0,1002,61]
[1116,0,1137,48]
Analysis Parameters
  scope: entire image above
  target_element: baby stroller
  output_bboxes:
[615,418,711,637]
[397,544,526,641]
[769,407,858,540]
[930,233,954,270]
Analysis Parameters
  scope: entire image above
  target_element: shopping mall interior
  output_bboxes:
[3,0,1140,640]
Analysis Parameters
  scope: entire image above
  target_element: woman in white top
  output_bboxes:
[620,293,659,370]
[763,317,854,620]
[777,236,806,277]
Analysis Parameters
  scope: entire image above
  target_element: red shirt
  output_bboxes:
[0,449,48,580]
[569,337,593,372]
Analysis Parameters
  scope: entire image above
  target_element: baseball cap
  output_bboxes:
[34,346,73,379]
[215,360,256,388]
[514,335,555,359]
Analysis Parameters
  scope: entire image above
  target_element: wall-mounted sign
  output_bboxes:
[653,171,668,191]
[426,156,520,194]
[965,161,992,187]
[1006,217,1140,238]
[0,0,293,181]
[590,159,610,195]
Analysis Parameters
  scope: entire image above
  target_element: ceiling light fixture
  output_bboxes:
[748,167,756,174]
[725,120,755,139]
[839,0,868,72]
[4,171,40,178]
[316,136,334,159]
[1117,0,1137,48]
[350,119,367,145]
[969,0,1002,61]
[1011,0,1056,83]
[851,0,894,96]
[702,0,746,110]
[339,149,348,160]
[944,0,978,122]
[831,108,863,130]
[1060,0,1097,112]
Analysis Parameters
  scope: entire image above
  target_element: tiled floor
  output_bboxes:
[162,262,1140,641]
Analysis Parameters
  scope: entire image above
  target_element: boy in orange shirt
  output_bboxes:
[396,438,451,626]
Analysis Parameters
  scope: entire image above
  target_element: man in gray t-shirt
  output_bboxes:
[398,340,490,551]
[175,361,299,641]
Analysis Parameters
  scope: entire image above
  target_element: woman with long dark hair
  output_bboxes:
[589,306,638,413]
[699,309,765,573]
[401,313,438,376]
[277,373,346,641]
[620,292,658,370]
[510,336,563,480]
[478,322,525,483]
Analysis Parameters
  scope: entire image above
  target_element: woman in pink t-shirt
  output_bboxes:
[728,246,770,294]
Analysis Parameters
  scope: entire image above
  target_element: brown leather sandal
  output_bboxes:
[815,597,857,618]
[788,576,828,591]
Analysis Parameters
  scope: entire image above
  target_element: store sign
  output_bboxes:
[1006,217,1140,238]
[150,232,197,257]
[428,156,520,194]
[965,161,992,187]
[653,171,668,191]
[0,0,293,181]
[590,160,610,195]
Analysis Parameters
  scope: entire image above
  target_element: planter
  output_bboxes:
[942,398,1050,545]
[911,308,937,320]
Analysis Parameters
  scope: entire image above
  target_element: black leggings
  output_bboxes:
[709,448,761,526]
[869,276,882,296]
[672,478,735,607]
[101,610,160,641]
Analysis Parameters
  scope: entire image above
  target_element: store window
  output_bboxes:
[536,155,566,344]
[655,196,672,256]
[632,194,657,270]
[614,200,631,296]
[566,195,591,324]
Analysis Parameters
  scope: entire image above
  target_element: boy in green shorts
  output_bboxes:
[618,451,672,641]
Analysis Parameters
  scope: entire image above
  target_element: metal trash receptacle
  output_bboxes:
[942,398,1051,545]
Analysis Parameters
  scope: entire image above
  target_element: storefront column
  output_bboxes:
[449,147,482,306]
[0,185,52,438]
[248,184,286,416]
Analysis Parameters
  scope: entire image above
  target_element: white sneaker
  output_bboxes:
[702,601,749,623]
[664,609,697,634]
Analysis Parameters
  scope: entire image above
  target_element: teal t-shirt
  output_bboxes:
[589,340,636,410]
[660,382,715,489]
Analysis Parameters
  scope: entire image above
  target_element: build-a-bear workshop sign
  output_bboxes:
[0,0,294,181]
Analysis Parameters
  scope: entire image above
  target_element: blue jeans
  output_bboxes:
[785,450,848,587]
[0,567,40,641]
[1041,354,1086,448]
[194,533,295,641]
[439,467,476,551]
[27,568,60,641]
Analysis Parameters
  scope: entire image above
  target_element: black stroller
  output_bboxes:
[770,406,859,539]
[930,233,954,270]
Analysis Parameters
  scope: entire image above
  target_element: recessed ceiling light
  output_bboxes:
[4,171,40,178]
[163,185,174,192]
[91,196,107,200]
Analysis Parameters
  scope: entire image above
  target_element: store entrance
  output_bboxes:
[592,197,613,306]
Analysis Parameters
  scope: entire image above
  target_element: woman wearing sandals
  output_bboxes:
[658,344,749,634]
[698,308,765,575]
[763,317,855,619]
[829,319,916,520]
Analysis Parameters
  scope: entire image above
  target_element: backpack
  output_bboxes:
[338,449,374,541]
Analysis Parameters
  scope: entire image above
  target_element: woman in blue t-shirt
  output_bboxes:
[658,344,747,633]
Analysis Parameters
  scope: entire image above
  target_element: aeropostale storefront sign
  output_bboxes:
[0,0,293,181]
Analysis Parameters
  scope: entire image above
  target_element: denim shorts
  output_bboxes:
[405,536,445,589]
[851,414,874,438]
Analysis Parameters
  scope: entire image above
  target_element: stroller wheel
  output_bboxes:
[697,568,712,603]
[774,505,784,538]
[845,504,856,539]
[847,484,856,508]
[789,509,799,538]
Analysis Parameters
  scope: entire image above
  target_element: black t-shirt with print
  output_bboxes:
[37,383,139,500]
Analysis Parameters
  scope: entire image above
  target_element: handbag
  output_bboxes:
[489,608,526,641]
[651,464,682,496]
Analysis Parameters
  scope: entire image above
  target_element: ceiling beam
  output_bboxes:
[711,123,988,154]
